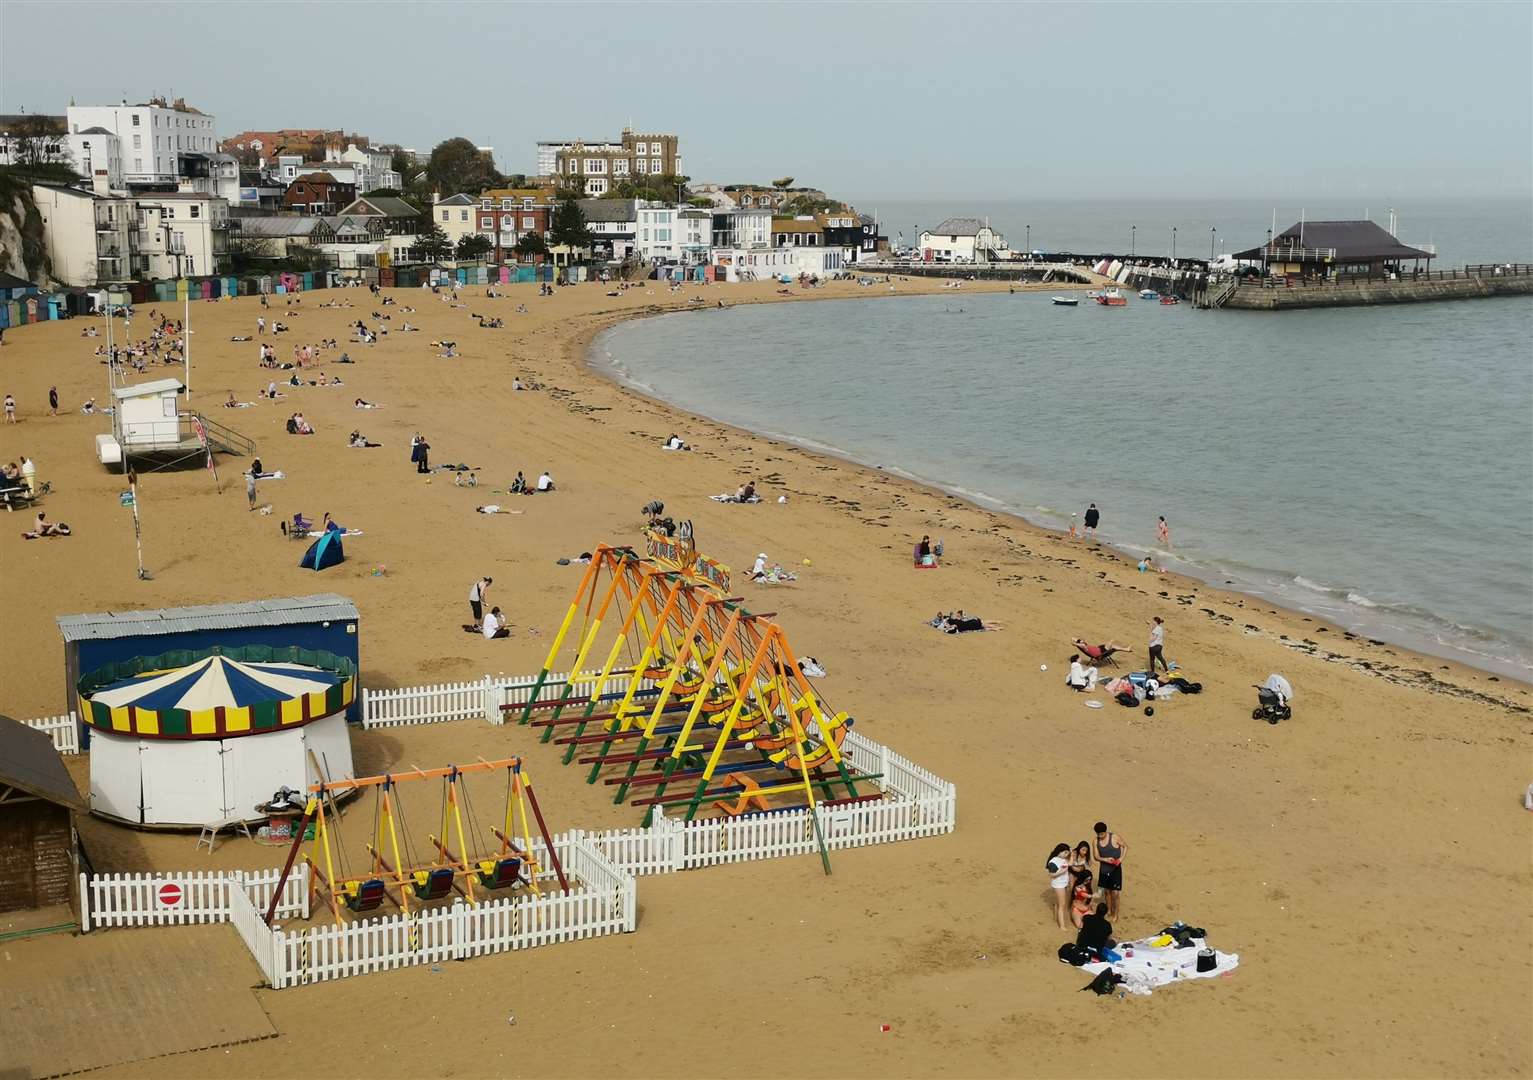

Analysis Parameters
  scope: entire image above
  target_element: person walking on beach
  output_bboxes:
[468,576,492,630]
[410,433,430,474]
[1093,822,1125,917]
[244,467,258,511]
[1067,512,1078,541]
[1082,502,1100,540]
[258,316,266,336]
[1148,616,1168,673]
[4,393,15,423]
[48,386,58,416]
[1157,515,1171,547]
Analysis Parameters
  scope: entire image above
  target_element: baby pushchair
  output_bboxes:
[1253,673,1293,724]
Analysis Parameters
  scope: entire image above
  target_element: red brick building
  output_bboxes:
[283,171,356,216]
[477,187,553,262]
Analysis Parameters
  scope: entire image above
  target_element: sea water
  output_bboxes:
[594,288,1533,679]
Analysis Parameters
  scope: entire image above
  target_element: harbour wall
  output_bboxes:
[1216,270,1533,310]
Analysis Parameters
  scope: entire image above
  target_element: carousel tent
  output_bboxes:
[80,651,356,828]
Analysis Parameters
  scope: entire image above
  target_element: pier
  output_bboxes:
[1198,263,1533,310]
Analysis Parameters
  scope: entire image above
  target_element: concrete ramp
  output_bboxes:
[0,925,275,1078]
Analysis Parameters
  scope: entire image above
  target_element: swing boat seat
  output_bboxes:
[344,877,388,912]
[412,866,457,901]
[476,856,524,890]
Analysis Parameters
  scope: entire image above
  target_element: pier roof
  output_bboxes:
[1234,220,1432,261]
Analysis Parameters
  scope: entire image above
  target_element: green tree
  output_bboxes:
[548,196,591,249]
[413,219,453,264]
[513,231,548,260]
[456,233,492,261]
[425,137,501,197]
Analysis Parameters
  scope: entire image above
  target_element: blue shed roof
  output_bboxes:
[57,594,359,642]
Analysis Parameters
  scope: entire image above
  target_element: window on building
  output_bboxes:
[441,209,449,221]
[481,216,494,228]
[481,197,492,209]
[636,160,649,174]
[614,159,629,176]
[636,143,647,155]
[521,197,533,208]
[460,210,468,221]
[650,142,661,155]
[190,204,200,218]
[501,198,513,210]
[657,228,671,242]
[521,216,535,229]
[163,206,175,219]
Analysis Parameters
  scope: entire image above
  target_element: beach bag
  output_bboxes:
[1115,691,1138,708]
[1057,942,1090,966]
[1197,948,1217,972]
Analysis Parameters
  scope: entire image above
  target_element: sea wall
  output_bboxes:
[1221,273,1533,310]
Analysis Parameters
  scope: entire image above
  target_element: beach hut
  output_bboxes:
[76,651,358,827]
[0,716,84,913]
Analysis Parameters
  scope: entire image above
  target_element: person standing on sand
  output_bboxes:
[1157,515,1171,547]
[1148,616,1168,673]
[1083,502,1100,540]
[1093,822,1125,917]
[4,393,14,423]
[48,386,58,415]
[1067,512,1078,541]
[245,467,258,511]
[1046,843,1072,930]
[469,576,492,630]
[258,316,266,336]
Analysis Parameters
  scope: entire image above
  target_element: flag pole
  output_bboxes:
[127,466,148,581]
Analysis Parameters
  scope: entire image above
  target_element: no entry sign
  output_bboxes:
[157,882,184,907]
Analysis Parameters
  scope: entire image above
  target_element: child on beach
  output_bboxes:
[1157,515,1171,547]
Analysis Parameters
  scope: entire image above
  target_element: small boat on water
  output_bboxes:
[1052,296,1079,306]
[1139,289,1159,300]
[1159,295,1180,306]
[1095,289,1127,307]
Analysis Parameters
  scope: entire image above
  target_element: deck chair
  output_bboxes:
[282,513,313,539]
[1076,642,1121,668]
[412,866,457,901]
[344,877,388,913]
[476,856,523,890]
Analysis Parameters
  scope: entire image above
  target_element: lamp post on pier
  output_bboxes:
[1171,226,1177,263]
[1210,226,1217,262]
[1025,224,1031,258]
[1131,224,1136,256]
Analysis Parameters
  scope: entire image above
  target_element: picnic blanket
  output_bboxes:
[711,493,761,503]
[1082,934,1239,996]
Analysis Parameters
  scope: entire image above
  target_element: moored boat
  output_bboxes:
[1052,296,1079,306]
[1139,288,1159,300]
[1159,295,1180,305]
[1095,289,1127,306]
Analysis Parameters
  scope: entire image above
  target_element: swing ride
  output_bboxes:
[509,537,885,866]
[262,756,567,926]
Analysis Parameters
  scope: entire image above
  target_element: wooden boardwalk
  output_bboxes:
[0,925,275,1078]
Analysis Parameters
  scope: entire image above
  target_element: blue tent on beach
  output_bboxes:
[300,529,345,571]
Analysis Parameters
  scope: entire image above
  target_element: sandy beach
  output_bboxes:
[0,274,1529,1078]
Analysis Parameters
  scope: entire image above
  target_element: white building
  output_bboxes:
[917,217,1009,262]
[432,193,480,248]
[710,247,794,282]
[66,98,218,188]
[711,207,773,249]
[677,207,711,265]
[31,181,133,286]
[789,245,852,277]
[635,201,679,264]
[131,191,232,278]
[67,127,125,191]
[326,142,401,192]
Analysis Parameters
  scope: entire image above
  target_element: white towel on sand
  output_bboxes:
[1082,935,1239,996]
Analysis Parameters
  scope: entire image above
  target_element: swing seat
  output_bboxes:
[412,866,456,901]
[344,877,388,912]
[476,856,523,890]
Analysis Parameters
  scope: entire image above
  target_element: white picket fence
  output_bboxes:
[80,864,309,932]
[24,712,80,755]
[360,671,656,730]
[264,832,631,987]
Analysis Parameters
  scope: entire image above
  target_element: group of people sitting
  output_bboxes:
[285,413,314,435]
[712,480,758,504]
[914,535,942,567]
[507,470,555,494]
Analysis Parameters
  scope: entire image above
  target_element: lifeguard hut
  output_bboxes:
[94,377,254,471]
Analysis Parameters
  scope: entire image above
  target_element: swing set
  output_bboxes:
[262,757,568,926]
[506,541,884,869]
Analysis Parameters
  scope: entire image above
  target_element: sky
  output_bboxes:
[3,1,1530,203]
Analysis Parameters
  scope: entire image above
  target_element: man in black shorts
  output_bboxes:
[1094,821,1125,918]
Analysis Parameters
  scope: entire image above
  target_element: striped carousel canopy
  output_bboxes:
[82,654,354,740]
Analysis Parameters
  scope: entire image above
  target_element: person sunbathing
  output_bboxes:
[23,512,70,538]
[736,481,756,502]
[663,434,690,450]
[1073,638,1126,659]
[348,430,380,448]
[936,610,1001,633]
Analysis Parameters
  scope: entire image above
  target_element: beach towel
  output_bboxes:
[307,528,362,537]
[1079,934,1238,996]
[711,493,761,504]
